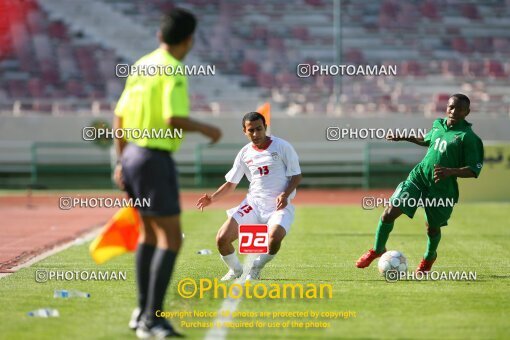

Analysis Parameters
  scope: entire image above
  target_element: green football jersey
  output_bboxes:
[408,118,484,201]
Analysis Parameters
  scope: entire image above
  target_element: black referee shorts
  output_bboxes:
[121,143,181,217]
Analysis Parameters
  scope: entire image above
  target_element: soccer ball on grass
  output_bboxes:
[377,250,408,275]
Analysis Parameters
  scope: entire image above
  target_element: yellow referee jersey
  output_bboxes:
[114,48,189,152]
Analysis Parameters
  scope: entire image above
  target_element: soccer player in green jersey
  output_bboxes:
[356,94,484,272]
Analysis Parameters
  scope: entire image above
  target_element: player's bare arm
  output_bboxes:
[386,135,428,147]
[433,165,477,183]
[113,115,126,190]
[167,116,222,143]
[276,174,303,210]
[196,181,237,211]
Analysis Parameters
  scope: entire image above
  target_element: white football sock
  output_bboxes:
[252,254,275,269]
[221,253,242,272]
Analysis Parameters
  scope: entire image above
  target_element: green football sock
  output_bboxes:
[374,219,394,253]
[424,228,441,261]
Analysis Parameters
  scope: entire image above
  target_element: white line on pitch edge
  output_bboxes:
[204,254,256,340]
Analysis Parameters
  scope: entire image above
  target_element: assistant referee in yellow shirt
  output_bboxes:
[113,8,221,338]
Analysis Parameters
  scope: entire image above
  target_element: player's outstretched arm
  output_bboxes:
[433,165,476,183]
[276,174,303,210]
[386,135,428,147]
[196,181,237,211]
[167,117,222,144]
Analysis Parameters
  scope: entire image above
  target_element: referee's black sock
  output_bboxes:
[145,248,178,322]
[136,243,156,312]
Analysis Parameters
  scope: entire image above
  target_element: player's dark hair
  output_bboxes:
[160,8,197,45]
[451,93,470,109]
[242,112,266,128]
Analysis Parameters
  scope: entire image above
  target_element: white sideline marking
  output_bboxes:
[0,229,100,279]
[204,254,256,340]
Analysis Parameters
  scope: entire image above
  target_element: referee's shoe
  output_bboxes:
[136,316,184,338]
[129,307,142,330]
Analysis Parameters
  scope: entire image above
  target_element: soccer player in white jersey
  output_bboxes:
[196,112,302,281]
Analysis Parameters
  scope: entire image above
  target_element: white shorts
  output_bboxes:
[226,198,295,234]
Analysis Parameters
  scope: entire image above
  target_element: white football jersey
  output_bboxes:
[225,136,301,212]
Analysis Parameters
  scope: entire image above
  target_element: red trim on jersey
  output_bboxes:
[252,137,272,152]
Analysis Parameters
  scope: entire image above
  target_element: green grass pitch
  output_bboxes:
[1,204,509,339]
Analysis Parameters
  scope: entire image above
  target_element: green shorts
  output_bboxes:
[390,180,454,228]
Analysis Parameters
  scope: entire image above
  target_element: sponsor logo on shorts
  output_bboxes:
[239,224,268,254]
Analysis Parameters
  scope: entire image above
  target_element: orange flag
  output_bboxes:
[89,207,140,264]
[256,102,271,132]
[256,102,271,136]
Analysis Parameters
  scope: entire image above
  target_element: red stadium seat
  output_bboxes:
[463,60,484,77]
[65,80,85,98]
[461,4,480,20]
[397,3,419,28]
[291,26,309,41]
[420,1,440,20]
[435,93,451,103]
[344,49,364,63]
[401,61,422,76]
[27,78,44,97]
[305,0,325,7]
[441,60,463,77]
[277,72,301,91]
[493,38,510,53]
[381,0,399,17]
[485,59,506,78]
[48,21,68,40]
[7,80,27,98]
[473,37,493,54]
[241,60,259,78]
[452,37,472,54]
[267,37,284,49]
[251,26,267,40]
[256,72,275,89]
[41,67,60,85]
[432,94,451,112]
